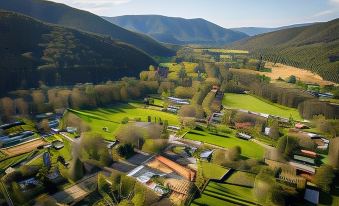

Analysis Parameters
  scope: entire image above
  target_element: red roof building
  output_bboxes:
[156,156,196,181]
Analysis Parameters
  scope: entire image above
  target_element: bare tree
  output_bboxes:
[0,97,15,121]
[32,90,46,113]
[40,119,50,133]
[15,98,29,116]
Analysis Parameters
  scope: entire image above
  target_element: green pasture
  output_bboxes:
[29,134,72,166]
[224,171,256,187]
[68,102,179,140]
[191,181,258,206]
[184,129,265,159]
[0,152,33,171]
[223,93,302,120]
[200,161,230,180]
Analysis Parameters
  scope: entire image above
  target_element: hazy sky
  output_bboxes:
[50,0,339,28]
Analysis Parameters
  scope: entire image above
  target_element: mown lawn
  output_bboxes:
[0,152,33,170]
[191,181,258,206]
[184,129,265,159]
[222,93,302,120]
[69,102,179,140]
[200,161,230,180]
[29,134,72,166]
[224,171,256,187]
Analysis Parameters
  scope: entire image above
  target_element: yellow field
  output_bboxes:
[231,62,336,86]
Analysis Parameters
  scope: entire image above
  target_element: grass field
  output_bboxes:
[0,152,33,171]
[69,102,179,140]
[29,134,72,166]
[223,93,302,120]
[224,171,256,187]
[184,129,265,159]
[200,161,230,180]
[191,181,258,206]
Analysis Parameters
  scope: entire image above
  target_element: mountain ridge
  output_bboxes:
[230,18,339,83]
[0,0,175,57]
[0,10,156,95]
[103,15,248,46]
[231,23,316,36]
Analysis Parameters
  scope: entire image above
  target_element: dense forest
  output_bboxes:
[0,0,175,57]
[0,11,155,95]
[230,18,339,83]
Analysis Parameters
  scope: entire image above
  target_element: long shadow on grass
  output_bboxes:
[208,133,230,138]
[188,131,205,136]
[209,183,255,200]
[205,186,257,205]
[70,110,120,124]
[203,189,256,206]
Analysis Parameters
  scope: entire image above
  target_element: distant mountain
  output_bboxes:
[0,0,174,57]
[0,11,156,95]
[231,23,315,36]
[103,15,248,46]
[230,19,339,83]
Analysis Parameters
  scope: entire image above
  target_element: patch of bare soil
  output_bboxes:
[231,62,336,86]
[1,139,47,156]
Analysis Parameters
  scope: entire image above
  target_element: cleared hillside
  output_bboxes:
[0,0,174,57]
[0,11,155,95]
[231,19,339,83]
[104,15,248,45]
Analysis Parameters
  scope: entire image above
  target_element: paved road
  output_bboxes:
[59,132,79,143]
[250,139,275,150]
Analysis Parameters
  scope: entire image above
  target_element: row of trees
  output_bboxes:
[229,70,338,119]
[0,78,162,122]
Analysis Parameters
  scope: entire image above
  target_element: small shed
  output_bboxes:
[293,155,315,165]
[66,127,77,134]
[295,123,309,129]
[52,140,64,150]
[236,133,252,140]
[200,150,214,161]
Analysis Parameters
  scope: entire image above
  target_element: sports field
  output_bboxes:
[222,93,302,120]
[184,129,265,159]
[191,181,258,206]
[69,102,179,140]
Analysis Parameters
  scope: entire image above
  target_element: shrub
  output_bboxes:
[121,117,129,124]
[228,146,241,161]
[313,165,335,192]
[117,144,135,159]
[142,139,168,154]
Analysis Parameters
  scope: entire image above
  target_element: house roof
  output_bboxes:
[200,150,214,158]
[304,188,319,204]
[289,161,316,174]
[295,123,309,129]
[156,156,196,181]
[235,122,254,129]
[236,132,252,140]
[293,155,315,165]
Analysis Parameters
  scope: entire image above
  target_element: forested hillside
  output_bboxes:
[231,23,314,36]
[104,15,248,45]
[0,11,155,95]
[231,19,339,83]
[0,0,174,57]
